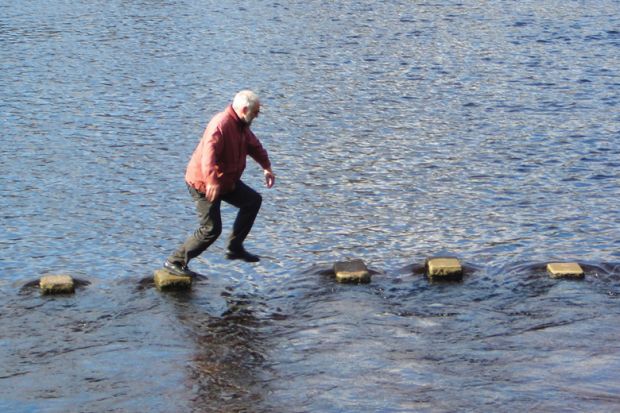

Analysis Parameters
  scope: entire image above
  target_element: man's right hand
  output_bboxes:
[205,183,220,202]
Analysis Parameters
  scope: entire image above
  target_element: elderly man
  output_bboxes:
[164,90,275,276]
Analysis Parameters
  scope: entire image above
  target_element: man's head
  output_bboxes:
[232,90,261,126]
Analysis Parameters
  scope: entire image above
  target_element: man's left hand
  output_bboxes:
[264,169,275,188]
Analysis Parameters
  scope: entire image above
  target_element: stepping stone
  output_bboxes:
[547,262,584,279]
[333,259,371,284]
[154,269,192,291]
[426,258,463,281]
[40,275,75,295]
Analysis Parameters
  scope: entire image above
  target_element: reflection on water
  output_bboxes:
[1,0,620,411]
[176,293,270,412]
[2,262,620,411]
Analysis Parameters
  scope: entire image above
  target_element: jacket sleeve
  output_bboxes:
[201,127,224,186]
[246,130,271,170]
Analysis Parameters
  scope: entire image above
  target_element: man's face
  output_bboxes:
[243,103,260,126]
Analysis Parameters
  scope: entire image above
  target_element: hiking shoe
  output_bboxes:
[225,248,260,263]
[163,260,194,276]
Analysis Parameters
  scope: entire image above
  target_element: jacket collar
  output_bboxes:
[226,105,246,128]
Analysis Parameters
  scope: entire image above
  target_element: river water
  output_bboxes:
[1,1,620,412]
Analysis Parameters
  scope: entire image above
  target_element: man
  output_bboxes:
[164,90,275,276]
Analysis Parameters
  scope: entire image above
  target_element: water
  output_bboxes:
[1,0,619,411]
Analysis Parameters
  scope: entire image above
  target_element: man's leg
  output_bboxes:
[221,180,262,259]
[166,185,223,270]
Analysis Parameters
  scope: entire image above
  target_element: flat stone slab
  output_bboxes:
[426,258,463,280]
[547,262,584,279]
[40,275,75,295]
[154,269,192,291]
[333,259,371,284]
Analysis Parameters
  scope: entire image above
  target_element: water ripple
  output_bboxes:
[2,0,620,411]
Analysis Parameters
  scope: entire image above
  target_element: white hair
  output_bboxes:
[232,90,260,112]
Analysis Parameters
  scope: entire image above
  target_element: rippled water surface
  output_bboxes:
[1,1,620,412]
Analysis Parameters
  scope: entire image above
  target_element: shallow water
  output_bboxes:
[1,1,620,412]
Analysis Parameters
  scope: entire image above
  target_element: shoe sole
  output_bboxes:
[225,254,259,263]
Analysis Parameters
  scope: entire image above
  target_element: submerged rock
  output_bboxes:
[40,275,75,295]
[333,259,371,284]
[153,269,192,291]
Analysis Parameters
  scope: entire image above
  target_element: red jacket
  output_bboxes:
[185,105,271,194]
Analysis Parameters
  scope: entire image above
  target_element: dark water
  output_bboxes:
[2,0,620,411]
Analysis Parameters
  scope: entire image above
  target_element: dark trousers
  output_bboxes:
[167,181,262,265]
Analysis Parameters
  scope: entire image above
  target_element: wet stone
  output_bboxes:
[333,259,371,284]
[426,258,463,281]
[547,262,584,279]
[40,275,75,295]
[154,269,192,291]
